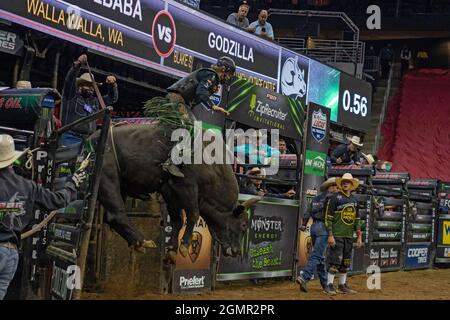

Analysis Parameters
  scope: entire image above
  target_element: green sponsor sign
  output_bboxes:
[304,150,326,176]
[222,78,306,140]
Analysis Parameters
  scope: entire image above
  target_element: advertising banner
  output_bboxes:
[367,243,402,271]
[296,103,330,274]
[0,29,24,55]
[436,214,450,263]
[298,103,330,220]
[172,211,212,293]
[337,72,372,132]
[217,196,299,280]
[0,0,279,86]
[404,243,432,269]
[0,88,58,129]
[439,198,450,215]
[437,217,450,245]
[50,259,75,300]
[222,78,306,140]
[303,150,327,177]
[0,0,369,123]
[436,247,450,260]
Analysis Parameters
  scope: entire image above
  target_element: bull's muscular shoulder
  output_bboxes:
[196,164,239,203]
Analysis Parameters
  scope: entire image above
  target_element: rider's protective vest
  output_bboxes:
[167,68,219,106]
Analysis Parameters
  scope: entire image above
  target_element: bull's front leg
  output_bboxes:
[165,206,183,264]
[180,209,200,257]
[160,173,199,258]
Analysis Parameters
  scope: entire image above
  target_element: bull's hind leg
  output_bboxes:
[160,177,199,257]
[164,205,183,264]
[98,174,156,252]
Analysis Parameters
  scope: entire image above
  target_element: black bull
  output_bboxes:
[92,124,259,258]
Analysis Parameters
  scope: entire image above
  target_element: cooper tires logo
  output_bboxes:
[281,57,307,100]
[341,205,356,225]
[152,10,176,58]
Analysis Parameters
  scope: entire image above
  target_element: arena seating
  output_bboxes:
[378,69,450,182]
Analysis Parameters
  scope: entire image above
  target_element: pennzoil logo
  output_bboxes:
[340,205,356,225]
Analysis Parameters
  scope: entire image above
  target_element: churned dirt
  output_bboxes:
[83,268,450,300]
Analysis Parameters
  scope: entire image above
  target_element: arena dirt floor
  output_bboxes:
[83,268,450,300]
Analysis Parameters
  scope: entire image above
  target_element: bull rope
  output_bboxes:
[21,211,57,240]
[24,147,40,178]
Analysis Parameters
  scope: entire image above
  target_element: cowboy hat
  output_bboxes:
[348,135,363,147]
[247,167,262,176]
[361,152,375,165]
[336,173,359,191]
[0,135,29,169]
[16,80,32,89]
[320,177,337,192]
[76,73,96,87]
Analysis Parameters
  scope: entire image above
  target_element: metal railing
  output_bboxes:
[276,37,305,51]
[364,56,380,73]
[373,66,394,155]
[276,37,365,64]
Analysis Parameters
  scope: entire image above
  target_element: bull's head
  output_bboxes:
[206,197,261,258]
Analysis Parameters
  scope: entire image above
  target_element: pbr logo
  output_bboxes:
[311,110,327,143]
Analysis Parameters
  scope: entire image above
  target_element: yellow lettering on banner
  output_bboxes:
[173,51,193,70]
[236,71,277,92]
[57,8,65,26]
[27,0,40,14]
[37,1,45,17]
[27,0,105,42]
[108,28,124,46]
[69,14,104,41]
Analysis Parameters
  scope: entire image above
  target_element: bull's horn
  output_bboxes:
[242,197,261,209]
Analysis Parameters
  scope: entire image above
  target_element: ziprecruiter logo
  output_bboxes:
[248,94,287,130]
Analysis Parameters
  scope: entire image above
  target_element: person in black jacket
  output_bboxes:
[240,167,296,199]
[60,54,118,148]
[161,56,236,177]
[330,136,363,165]
[297,177,337,293]
[166,56,235,115]
[0,135,86,299]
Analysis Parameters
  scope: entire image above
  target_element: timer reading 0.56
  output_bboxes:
[342,90,368,117]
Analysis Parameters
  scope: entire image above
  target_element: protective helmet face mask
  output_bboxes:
[220,71,234,85]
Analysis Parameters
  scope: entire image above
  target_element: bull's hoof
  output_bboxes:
[133,240,157,253]
[179,243,189,257]
[141,239,157,248]
[134,246,147,254]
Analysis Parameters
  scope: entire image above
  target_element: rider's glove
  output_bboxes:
[71,170,87,188]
